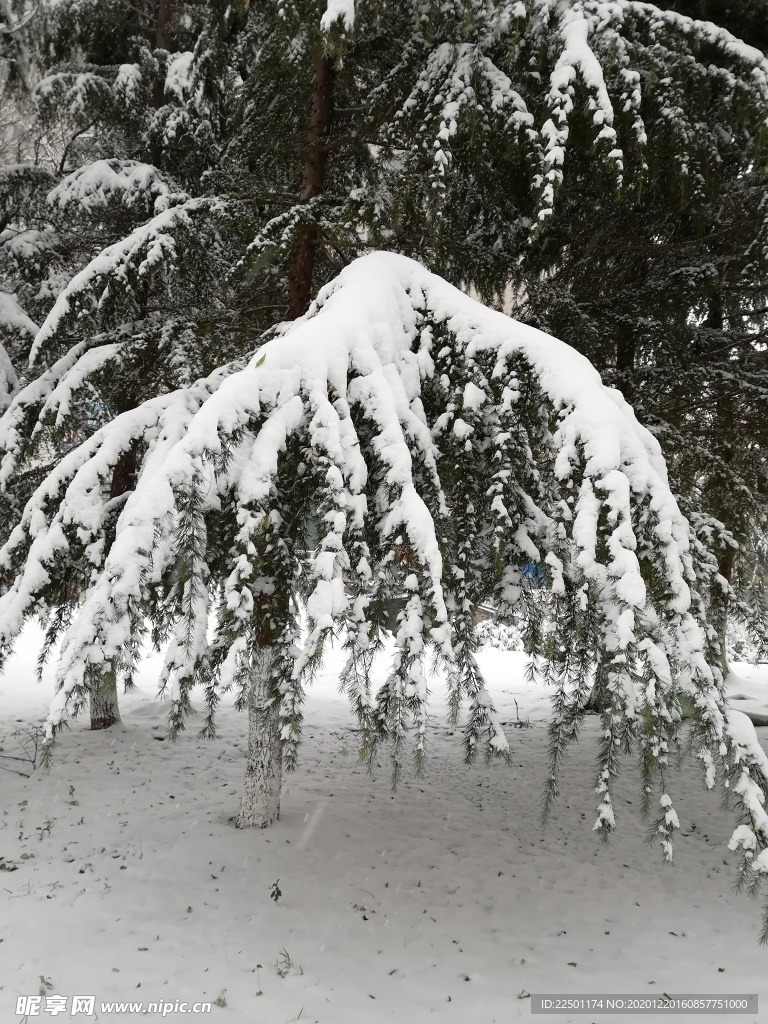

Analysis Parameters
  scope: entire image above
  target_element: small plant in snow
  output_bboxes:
[35,819,55,841]
[507,700,531,730]
[0,726,45,777]
[275,949,301,978]
[270,879,281,903]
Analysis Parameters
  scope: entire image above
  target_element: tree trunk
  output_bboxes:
[584,678,607,713]
[149,0,173,167]
[718,546,735,588]
[237,645,283,828]
[286,50,335,320]
[707,288,737,654]
[615,332,637,402]
[90,668,121,730]
[87,443,139,729]
[715,543,736,658]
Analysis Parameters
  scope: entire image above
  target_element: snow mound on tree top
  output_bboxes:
[238,251,687,608]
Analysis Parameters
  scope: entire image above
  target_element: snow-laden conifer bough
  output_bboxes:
[2,253,768,936]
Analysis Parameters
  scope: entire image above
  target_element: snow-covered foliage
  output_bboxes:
[183,0,768,319]
[0,292,31,407]
[500,6,768,660]
[29,197,204,364]
[475,617,525,652]
[47,160,176,216]
[1,252,767,931]
[728,618,767,665]
[6,0,765,496]
[322,0,768,292]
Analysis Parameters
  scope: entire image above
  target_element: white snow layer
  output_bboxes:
[47,160,174,214]
[0,291,38,339]
[321,0,356,32]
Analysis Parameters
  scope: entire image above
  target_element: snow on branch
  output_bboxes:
[0,293,32,411]
[634,1,768,94]
[33,71,114,123]
[524,0,767,219]
[28,197,205,366]
[47,160,177,216]
[0,369,228,680]
[392,41,536,198]
[321,0,355,34]
[0,340,114,489]
[538,0,623,217]
[0,292,37,341]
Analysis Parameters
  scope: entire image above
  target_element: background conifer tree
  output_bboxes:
[516,3,768,657]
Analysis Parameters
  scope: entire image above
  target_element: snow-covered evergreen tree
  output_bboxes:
[0,0,242,726]
[2,252,768,936]
[7,0,766,566]
[516,3,768,657]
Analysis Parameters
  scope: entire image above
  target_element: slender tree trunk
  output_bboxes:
[615,333,637,402]
[237,645,283,828]
[706,288,737,654]
[88,425,138,730]
[718,546,735,587]
[286,50,335,320]
[149,0,173,167]
[90,667,121,731]
[715,543,736,658]
[584,677,607,713]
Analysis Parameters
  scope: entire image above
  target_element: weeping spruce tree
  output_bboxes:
[2,252,768,934]
[2,0,768,937]
[199,0,768,661]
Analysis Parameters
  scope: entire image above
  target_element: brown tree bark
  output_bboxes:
[286,50,335,320]
[89,392,139,730]
[149,0,173,167]
[615,331,637,401]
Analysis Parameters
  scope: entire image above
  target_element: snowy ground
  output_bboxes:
[723,664,768,727]
[1,626,767,1023]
